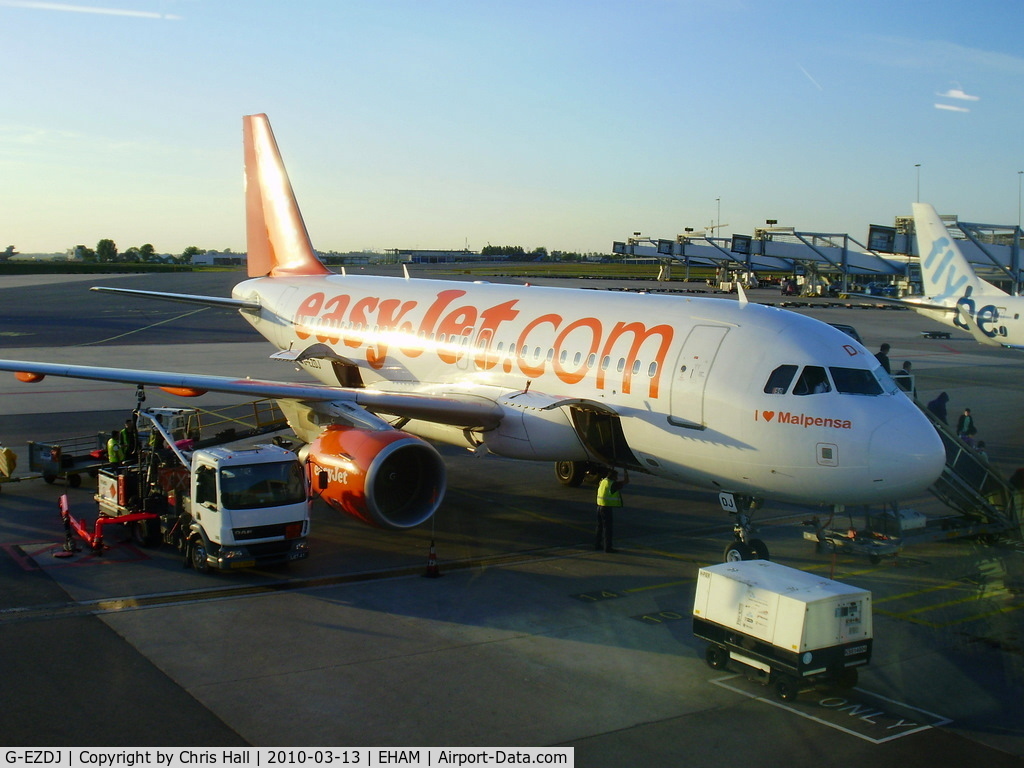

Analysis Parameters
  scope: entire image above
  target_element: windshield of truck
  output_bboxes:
[219,461,306,510]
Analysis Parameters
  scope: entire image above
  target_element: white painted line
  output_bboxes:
[711,675,952,744]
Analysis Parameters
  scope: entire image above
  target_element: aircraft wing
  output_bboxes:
[90,286,261,312]
[844,293,955,313]
[0,359,502,429]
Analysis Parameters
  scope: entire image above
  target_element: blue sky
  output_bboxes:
[2,0,1022,255]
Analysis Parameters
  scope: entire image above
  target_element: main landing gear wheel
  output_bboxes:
[554,460,586,487]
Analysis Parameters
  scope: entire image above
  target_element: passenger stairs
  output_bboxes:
[919,403,1020,539]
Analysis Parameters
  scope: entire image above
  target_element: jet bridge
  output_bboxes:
[615,214,1024,292]
[614,230,904,292]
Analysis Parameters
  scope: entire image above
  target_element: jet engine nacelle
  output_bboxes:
[304,425,446,529]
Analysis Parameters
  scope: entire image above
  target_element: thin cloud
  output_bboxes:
[934,103,970,113]
[936,87,979,101]
[0,1,181,19]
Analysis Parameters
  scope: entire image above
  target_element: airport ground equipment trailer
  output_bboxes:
[27,433,110,488]
[693,560,872,701]
[68,407,310,572]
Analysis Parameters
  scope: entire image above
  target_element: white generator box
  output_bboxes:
[693,560,872,654]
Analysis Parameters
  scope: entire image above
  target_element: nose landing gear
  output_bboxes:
[720,493,769,562]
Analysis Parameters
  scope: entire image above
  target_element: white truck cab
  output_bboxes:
[187,444,310,571]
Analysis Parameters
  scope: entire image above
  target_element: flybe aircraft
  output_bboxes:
[0,115,945,561]
[888,203,1024,348]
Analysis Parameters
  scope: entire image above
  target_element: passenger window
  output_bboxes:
[793,366,831,395]
[764,365,798,394]
[829,367,883,395]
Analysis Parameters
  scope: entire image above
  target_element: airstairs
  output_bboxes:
[802,399,1020,560]
[918,403,1020,539]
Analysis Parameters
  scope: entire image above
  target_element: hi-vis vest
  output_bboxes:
[597,477,623,507]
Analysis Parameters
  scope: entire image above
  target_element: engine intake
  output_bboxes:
[305,425,446,529]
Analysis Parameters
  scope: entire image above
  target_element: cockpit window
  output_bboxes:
[763,365,798,394]
[829,367,883,395]
[793,366,831,395]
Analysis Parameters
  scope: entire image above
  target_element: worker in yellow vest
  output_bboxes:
[595,467,629,553]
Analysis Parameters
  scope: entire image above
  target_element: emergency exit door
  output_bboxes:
[669,325,729,428]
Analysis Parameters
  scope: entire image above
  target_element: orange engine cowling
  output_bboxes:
[305,425,446,529]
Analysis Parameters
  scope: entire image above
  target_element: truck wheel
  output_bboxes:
[705,645,728,670]
[555,460,586,487]
[723,540,752,562]
[189,537,211,574]
[131,519,161,548]
[774,675,799,701]
[67,474,82,488]
[748,538,770,560]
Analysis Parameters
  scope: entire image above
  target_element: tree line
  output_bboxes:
[74,239,211,264]
[479,245,614,262]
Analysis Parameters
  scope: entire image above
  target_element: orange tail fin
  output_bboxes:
[243,114,331,278]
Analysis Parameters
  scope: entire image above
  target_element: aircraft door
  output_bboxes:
[669,325,728,429]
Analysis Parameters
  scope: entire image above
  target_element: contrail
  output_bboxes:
[797,64,823,91]
[0,1,181,19]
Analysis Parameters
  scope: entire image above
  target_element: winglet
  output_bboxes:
[243,114,330,278]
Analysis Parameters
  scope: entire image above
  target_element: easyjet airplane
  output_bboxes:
[0,114,945,561]
[884,202,1024,349]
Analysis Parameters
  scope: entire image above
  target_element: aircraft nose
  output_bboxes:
[867,411,945,498]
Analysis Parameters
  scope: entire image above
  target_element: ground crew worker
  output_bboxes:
[595,467,628,553]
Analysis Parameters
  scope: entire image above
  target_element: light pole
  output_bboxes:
[915,164,921,203]
[716,197,721,236]
[1018,170,1022,230]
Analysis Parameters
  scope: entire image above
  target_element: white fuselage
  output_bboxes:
[234,274,944,507]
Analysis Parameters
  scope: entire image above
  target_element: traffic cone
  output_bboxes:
[423,540,441,578]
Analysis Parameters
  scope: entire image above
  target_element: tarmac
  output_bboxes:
[0,269,1022,766]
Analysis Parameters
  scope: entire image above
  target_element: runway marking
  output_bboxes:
[572,590,623,602]
[572,578,694,605]
[74,307,210,346]
[631,609,687,625]
[712,675,951,743]
[455,488,591,532]
[872,578,1024,628]
[7,541,152,570]
[0,541,595,625]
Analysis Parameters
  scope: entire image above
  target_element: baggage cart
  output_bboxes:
[27,433,111,487]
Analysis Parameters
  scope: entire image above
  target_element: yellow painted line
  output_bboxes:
[876,595,1024,629]
[873,582,958,605]
[900,592,996,616]
[75,307,209,346]
[622,579,693,594]
[456,489,591,532]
